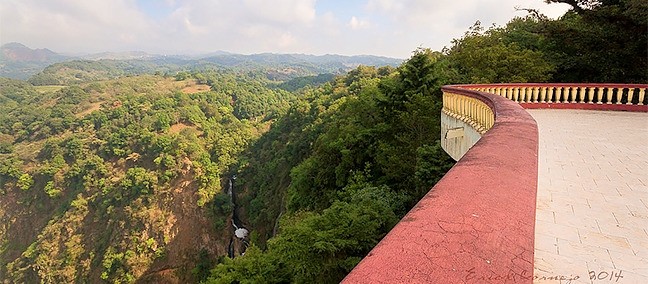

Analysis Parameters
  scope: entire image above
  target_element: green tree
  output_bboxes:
[17,173,34,191]
[444,20,554,83]
[541,0,647,82]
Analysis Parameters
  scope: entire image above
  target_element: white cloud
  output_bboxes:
[0,0,153,53]
[243,0,316,24]
[0,0,570,58]
[349,16,371,30]
[278,32,297,48]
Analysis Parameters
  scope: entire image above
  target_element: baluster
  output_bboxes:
[564,87,571,103]
[484,106,489,129]
[476,101,480,126]
[472,100,478,129]
[460,97,465,118]
[450,94,455,115]
[468,99,473,122]
[639,88,646,106]
[458,95,462,113]
[555,87,563,103]
[596,87,604,104]
[490,109,494,128]
[547,87,555,103]
[469,100,474,124]
[627,88,635,105]
[609,87,616,104]
[587,87,595,103]
[519,87,526,102]
[533,87,539,103]
[578,87,585,103]
[513,87,520,102]
[567,87,574,103]
[540,87,547,103]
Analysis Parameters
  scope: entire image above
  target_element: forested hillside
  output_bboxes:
[1,1,645,283]
[0,72,295,283]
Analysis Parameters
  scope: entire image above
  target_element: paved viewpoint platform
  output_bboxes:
[530,109,648,283]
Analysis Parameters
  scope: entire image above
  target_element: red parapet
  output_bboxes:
[343,87,539,283]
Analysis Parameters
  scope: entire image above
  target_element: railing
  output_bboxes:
[344,83,647,284]
[462,83,648,111]
[442,91,494,134]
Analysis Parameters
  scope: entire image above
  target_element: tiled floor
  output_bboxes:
[529,109,648,283]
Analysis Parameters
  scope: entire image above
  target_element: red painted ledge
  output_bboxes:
[343,87,539,283]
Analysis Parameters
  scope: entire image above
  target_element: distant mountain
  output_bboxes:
[0,43,70,79]
[1,42,403,83]
[195,53,402,80]
[0,42,65,62]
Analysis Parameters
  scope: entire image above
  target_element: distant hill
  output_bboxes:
[1,42,403,83]
[0,43,70,79]
[80,51,156,61]
[0,42,64,62]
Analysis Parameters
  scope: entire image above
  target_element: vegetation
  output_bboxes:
[0,1,645,283]
[0,72,295,282]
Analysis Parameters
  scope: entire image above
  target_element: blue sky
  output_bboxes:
[0,0,570,58]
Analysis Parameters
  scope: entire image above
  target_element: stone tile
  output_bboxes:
[533,250,589,283]
[626,237,648,259]
[553,215,600,233]
[597,223,647,249]
[536,219,581,243]
[578,229,633,256]
[535,233,558,254]
[556,238,614,267]
[535,208,555,223]
[607,249,648,276]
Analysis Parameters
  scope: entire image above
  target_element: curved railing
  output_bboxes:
[463,83,648,111]
[344,83,647,283]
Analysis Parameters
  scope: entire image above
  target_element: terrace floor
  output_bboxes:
[529,109,648,283]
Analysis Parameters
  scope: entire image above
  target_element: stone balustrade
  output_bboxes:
[461,83,648,111]
[442,91,494,134]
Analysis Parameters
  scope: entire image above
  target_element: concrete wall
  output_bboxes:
[440,112,483,161]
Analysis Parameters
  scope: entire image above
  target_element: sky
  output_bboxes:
[0,0,570,59]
